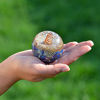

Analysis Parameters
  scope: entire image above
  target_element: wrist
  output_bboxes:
[0,62,19,95]
[0,61,20,81]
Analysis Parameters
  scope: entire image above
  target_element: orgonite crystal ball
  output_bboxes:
[32,31,64,64]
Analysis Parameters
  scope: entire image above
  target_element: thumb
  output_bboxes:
[44,64,70,75]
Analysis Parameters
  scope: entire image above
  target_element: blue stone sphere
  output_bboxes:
[32,31,64,64]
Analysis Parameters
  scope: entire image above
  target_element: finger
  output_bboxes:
[64,40,94,53]
[76,40,94,47]
[53,45,91,65]
[46,64,70,74]
[35,64,70,77]
[63,42,78,49]
[63,42,78,53]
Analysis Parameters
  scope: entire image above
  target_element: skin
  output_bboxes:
[0,40,94,95]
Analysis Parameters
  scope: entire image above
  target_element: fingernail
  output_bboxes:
[88,40,94,46]
[61,67,70,72]
[73,41,78,44]
[55,64,70,73]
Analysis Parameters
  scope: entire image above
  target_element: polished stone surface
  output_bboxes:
[32,31,64,63]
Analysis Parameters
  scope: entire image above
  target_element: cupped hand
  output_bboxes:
[1,40,94,82]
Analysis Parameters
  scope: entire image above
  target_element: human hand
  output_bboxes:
[0,40,93,95]
[1,40,93,82]
[0,49,70,95]
[1,51,70,83]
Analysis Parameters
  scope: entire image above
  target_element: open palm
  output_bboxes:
[5,40,93,82]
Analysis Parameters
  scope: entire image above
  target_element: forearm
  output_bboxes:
[0,62,19,95]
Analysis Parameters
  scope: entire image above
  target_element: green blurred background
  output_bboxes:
[0,0,100,100]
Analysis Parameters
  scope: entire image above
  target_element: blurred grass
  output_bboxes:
[0,0,100,100]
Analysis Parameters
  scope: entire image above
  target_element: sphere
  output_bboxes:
[32,31,64,64]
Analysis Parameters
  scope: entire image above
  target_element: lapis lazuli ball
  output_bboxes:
[32,31,64,64]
